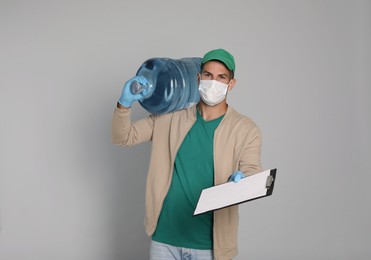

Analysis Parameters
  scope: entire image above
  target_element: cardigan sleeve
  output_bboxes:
[238,123,263,176]
[111,107,156,146]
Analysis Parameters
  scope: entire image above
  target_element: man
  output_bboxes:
[112,49,262,260]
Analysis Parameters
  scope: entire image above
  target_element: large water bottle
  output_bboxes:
[129,57,202,114]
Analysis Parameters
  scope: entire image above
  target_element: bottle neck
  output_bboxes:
[129,75,152,96]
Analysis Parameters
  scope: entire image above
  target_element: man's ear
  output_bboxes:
[228,78,236,91]
[197,73,201,84]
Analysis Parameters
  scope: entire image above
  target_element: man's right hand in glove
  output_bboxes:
[118,76,149,108]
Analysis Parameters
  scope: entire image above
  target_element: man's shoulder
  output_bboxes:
[151,105,197,122]
[225,106,259,128]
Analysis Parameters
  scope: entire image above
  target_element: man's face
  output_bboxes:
[199,61,232,84]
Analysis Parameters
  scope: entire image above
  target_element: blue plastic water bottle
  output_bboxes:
[128,57,201,114]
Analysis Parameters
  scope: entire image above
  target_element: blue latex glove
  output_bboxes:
[228,171,246,183]
[118,76,149,107]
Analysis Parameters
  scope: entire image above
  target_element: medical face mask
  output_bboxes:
[198,80,229,106]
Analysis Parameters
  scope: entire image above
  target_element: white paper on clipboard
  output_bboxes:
[194,169,276,215]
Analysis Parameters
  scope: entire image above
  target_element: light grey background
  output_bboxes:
[1,0,370,259]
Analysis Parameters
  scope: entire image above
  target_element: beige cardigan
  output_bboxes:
[112,105,262,260]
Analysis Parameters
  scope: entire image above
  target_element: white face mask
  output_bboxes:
[198,80,229,106]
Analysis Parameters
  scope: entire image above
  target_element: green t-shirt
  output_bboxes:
[152,110,224,249]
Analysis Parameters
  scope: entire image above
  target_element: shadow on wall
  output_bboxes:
[108,105,151,259]
[84,100,151,259]
[110,145,151,259]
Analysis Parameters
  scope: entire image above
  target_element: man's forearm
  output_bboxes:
[117,102,130,110]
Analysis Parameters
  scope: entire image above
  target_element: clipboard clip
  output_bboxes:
[266,175,274,188]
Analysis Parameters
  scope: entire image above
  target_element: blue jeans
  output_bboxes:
[150,240,214,260]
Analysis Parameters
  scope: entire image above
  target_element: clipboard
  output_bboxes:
[194,169,277,215]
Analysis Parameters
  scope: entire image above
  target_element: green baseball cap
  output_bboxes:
[202,48,235,72]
